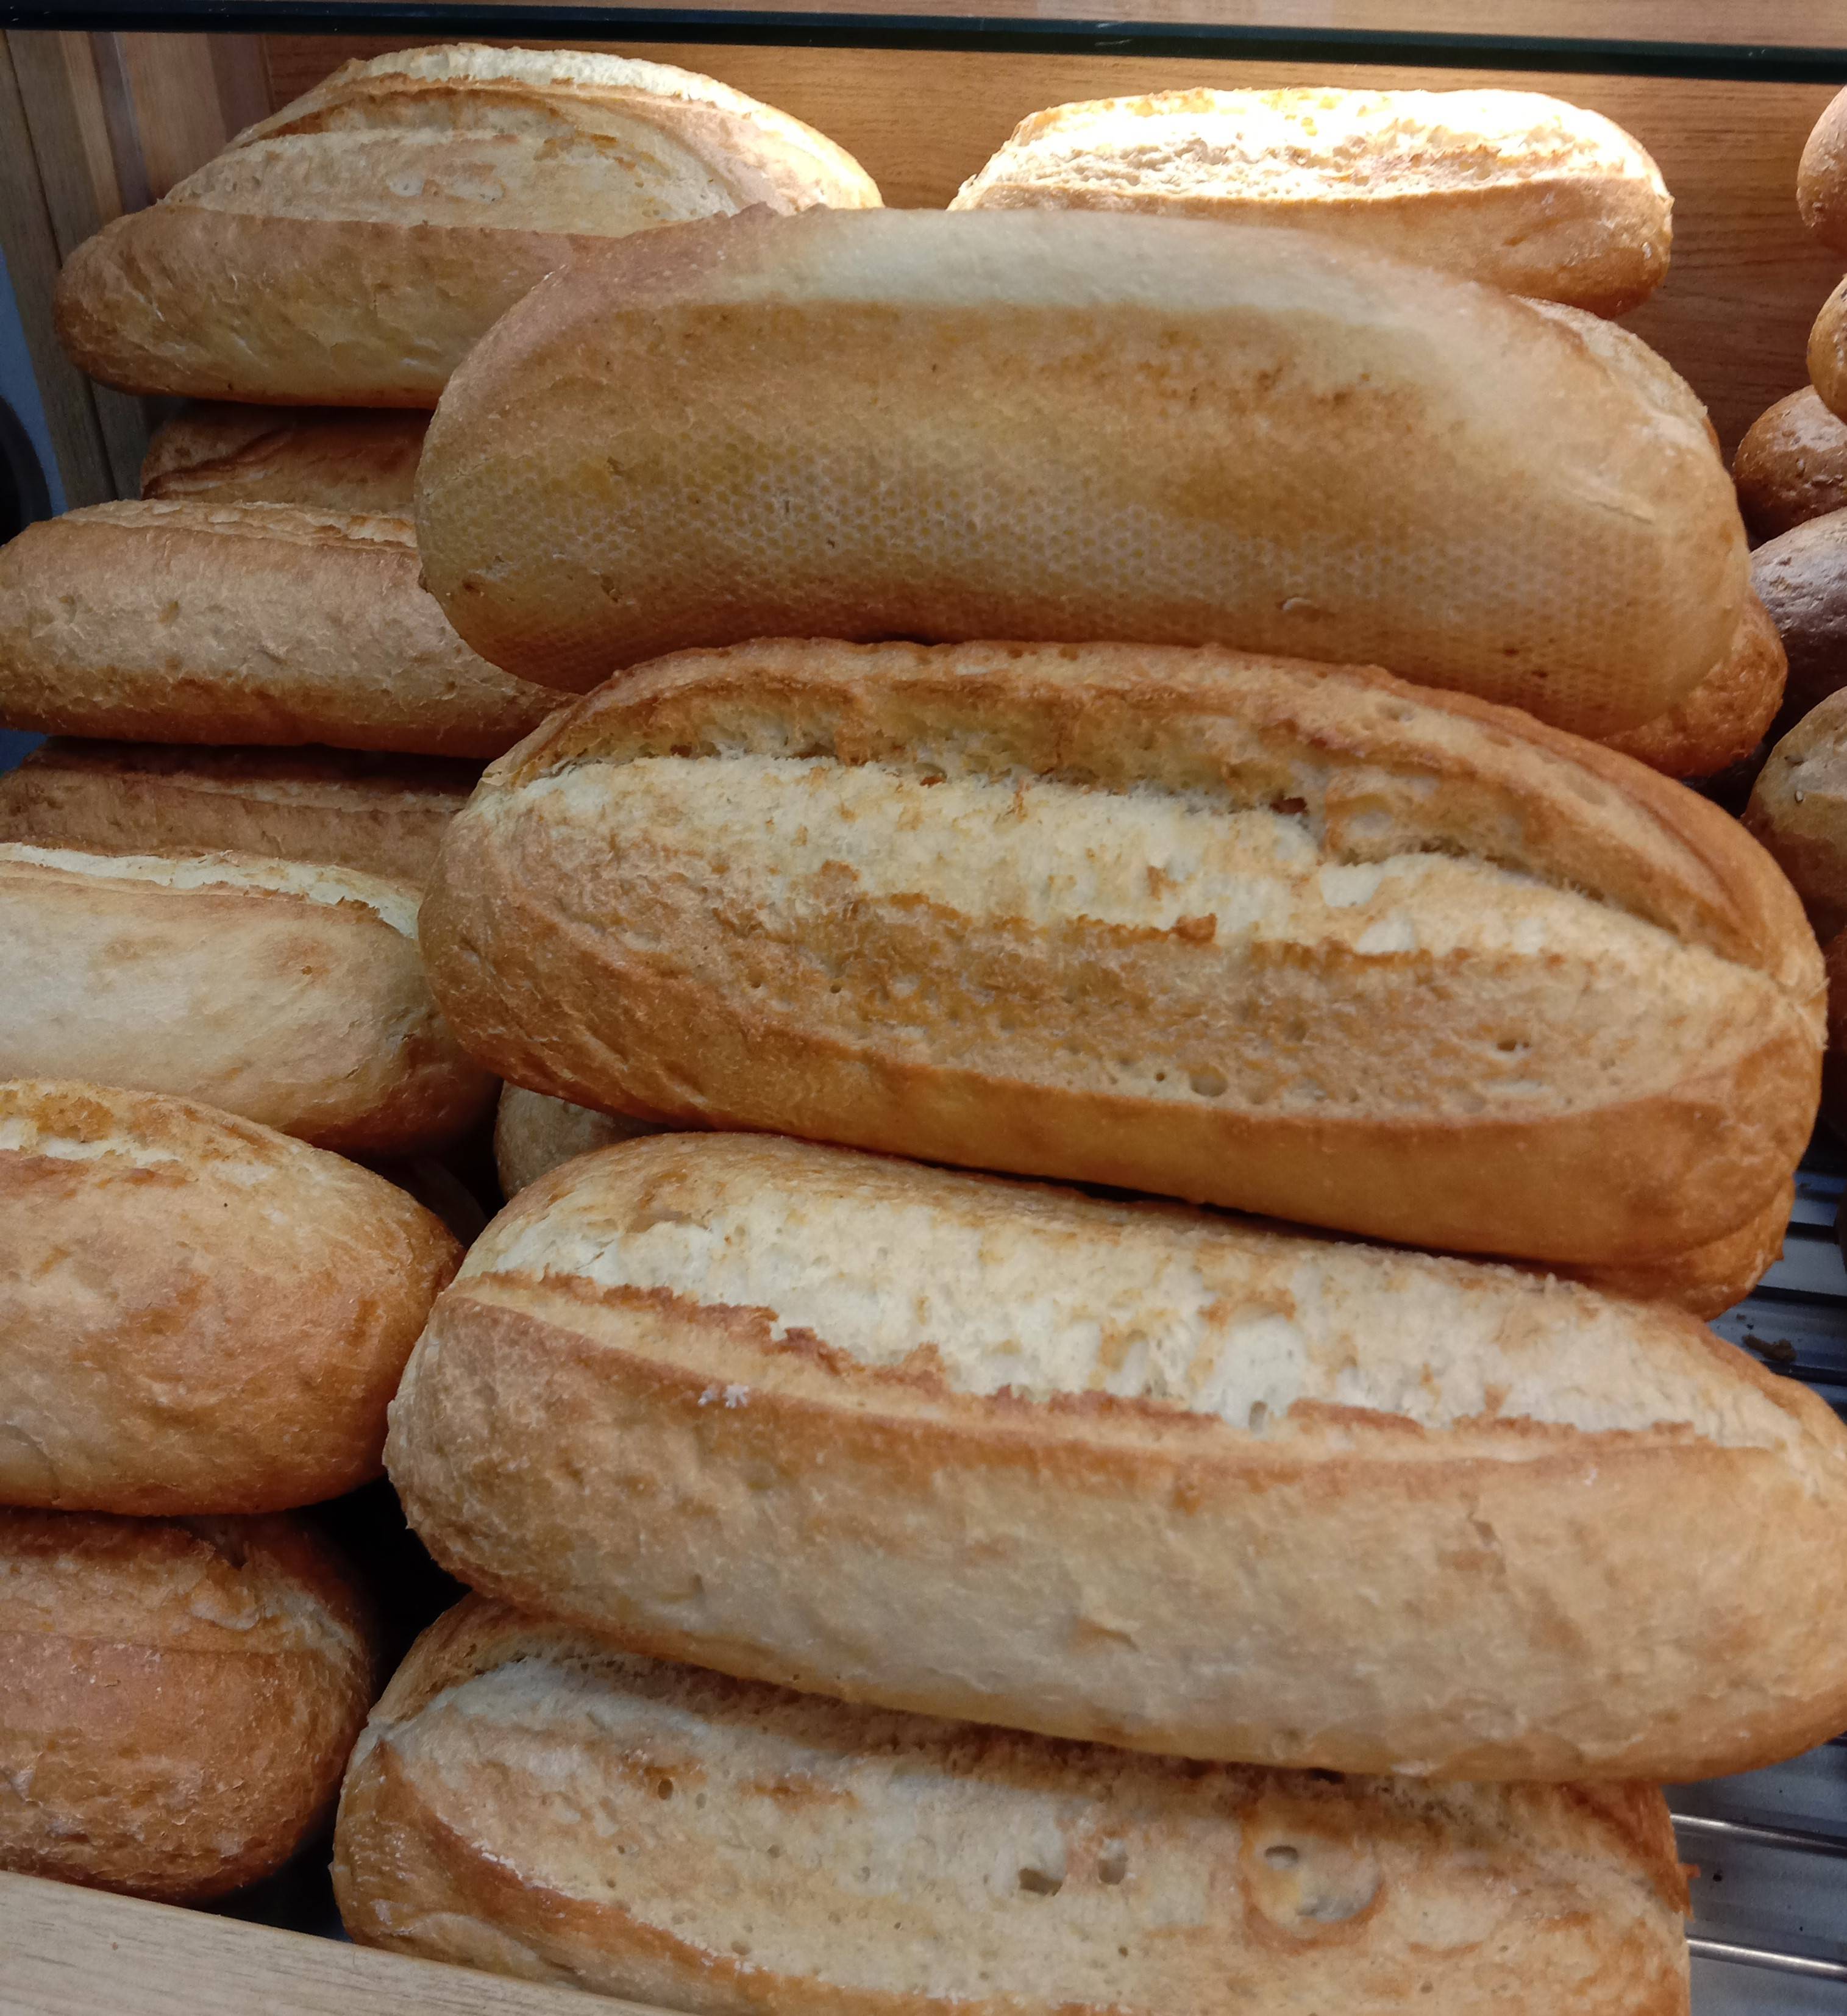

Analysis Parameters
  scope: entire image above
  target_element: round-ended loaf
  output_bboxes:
[420,638,1821,1269]
[0,844,495,1154]
[141,404,429,513]
[0,741,477,886]
[952,87,1671,316]
[1,1508,377,1901]
[1601,589,1784,779]
[333,1597,1690,2016]
[0,500,557,759]
[0,1078,460,1513]
[1807,279,1847,425]
[1800,85,1847,253]
[414,206,1746,730]
[494,1082,664,1197]
[387,1133,1847,1784]
[1734,387,1847,542]
[1752,505,1847,727]
[1747,689,1847,939]
[54,43,880,407]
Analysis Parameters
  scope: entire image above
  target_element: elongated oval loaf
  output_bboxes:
[415,206,1745,729]
[421,638,1820,1266]
[0,501,555,758]
[2,1507,377,1900]
[0,1079,461,1512]
[55,43,879,406]
[952,87,1670,315]
[387,1134,1847,1783]
[141,404,429,513]
[334,1596,1690,2015]
[1,844,495,1153]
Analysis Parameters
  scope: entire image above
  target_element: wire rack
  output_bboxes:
[1682,1143,1847,2006]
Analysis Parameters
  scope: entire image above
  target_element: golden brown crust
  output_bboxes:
[0,740,477,885]
[1809,277,1847,424]
[0,500,558,758]
[493,1083,666,1197]
[1734,387,1847,543]
[333,1596,1689,2015]
[0,1078,461,1512]
[421,638,1820,1267]
[1564,1178,1789,1318]
[415,206,1745,725]
[0,845,496,1155]
[141,404,428,511]
[1602,594,1785,778]
[1800,86,1847,253]
[0,1507,378,1901]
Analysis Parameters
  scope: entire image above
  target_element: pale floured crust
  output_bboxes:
[1603,594,1785,780]
[493,1083,666,1198]
[419,638,1821,1267]
[952,88,1670,316]
[0,842,496,1154]
[1734,387,1847,543]
[1747,688,1847,939]
[415,207,1745,725]
[1,1506,378,1901]
[333,1596,1690,2015]
[0,500,558,757]
[54,43,879,405]
[141,404,428,513]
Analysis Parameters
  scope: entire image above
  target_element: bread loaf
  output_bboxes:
[141,404,427,513]
[0,1078,460,1512]
[420,637,1820,1267]
[1799,85,1847,252]
[494,1083,664,1197]
[1734,387,1847,542]
[1,844,494,1153]
[414,206,1746,729]
[952,87,1670,315]
[1569,1180,1788,1319]
[0,741,476,885]
[1750,505,1847,726]
[0,502,557,758]
[1746,690,1847,938]
[55,43,879,406]
[1601,591,1785,779]
[387,1134,1847,1783]
[1807,279,1847,423]
[333,1596,1690,2015]
[1,1507,377,1901]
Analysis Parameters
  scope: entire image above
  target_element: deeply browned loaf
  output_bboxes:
[1734,387,1847,542]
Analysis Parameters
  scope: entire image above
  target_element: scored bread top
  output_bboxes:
[67,496,418,552]
[140,405,429,513]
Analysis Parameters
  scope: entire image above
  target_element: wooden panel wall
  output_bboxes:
[266,35,1845,458]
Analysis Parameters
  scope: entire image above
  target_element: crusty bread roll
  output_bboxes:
[420,638,1820,1269]
[1601,591,1785,779]
[415,207,1746,730]
[494,1083,664,1197]
[0,1079,461,1512]
[55,43,880,407]
[1807,278,1847,423]
[1569,1178,1788,1319]
[335,1597,1690,2015]
[1734,387,1847,542]
[388,1134,1847,1783]
[1750,505,1847,727]
[1800,85,1847,252]
[1,1507,377,1901]
[0,502,556,758]
[0,844,494,1154]
[0,741,476,885]
[952,88,1671,316]
[141,404,427,513]
[1746,689,1847,938]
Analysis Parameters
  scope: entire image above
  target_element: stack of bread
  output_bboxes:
[9,50,1847,2015]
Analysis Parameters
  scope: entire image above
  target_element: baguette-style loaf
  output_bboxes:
[0,1079,460,1512]
[1,1508,377,1901]
[420,638,1821,1267]
[141,404,427,513]
[1751,505,1847,727]
[494,1083,664,1198]
[1747,689,1847,938]
[55,43,879,406]
[0,844,494,1153]
[1799,85,1847,252]
[0,741,476,885]
[414,207,1746,730]
[387,1134,1847,1783]
[0,501,558,758]
[1601,591,1785,780]
[952,87,1670,315]
[333,1597,1691,2016]
[1734,386,1847,542]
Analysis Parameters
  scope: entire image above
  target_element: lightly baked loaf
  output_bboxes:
[419,637,1821,1269]
[494,1082,665,1197]
[0,501,556,758]
[0,842,495,1154]
[1734,386,1847,542]
[0,741,477,886]
[386,1133,1847,1784]
[54,43,880,406]
[952,87,1671,316]
[141,403,427,513]
[413,206,1746,730]
[0,1078,460,1513]
[1601,589,1785,779]
[333,1597,1691,2016]
[1,1507,377,1902]
[1747,688,1847,938]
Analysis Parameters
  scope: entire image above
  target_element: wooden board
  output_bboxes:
[262,35,1843,457]
[0,1871,666,2016]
